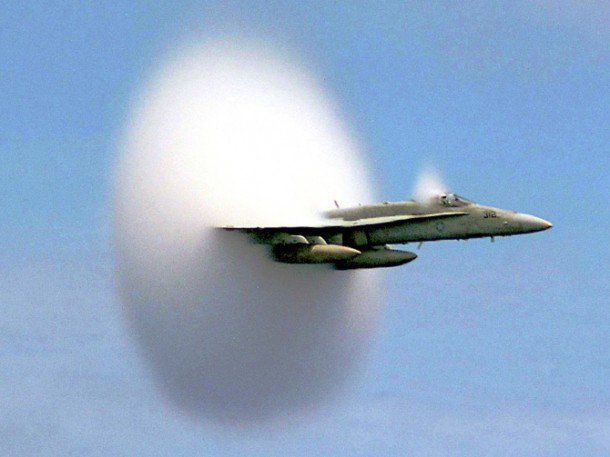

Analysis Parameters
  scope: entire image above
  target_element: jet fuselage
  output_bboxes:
[224,192,552,269]
[324,194,552,247]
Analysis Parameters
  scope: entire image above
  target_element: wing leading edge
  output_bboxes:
[222,211,467,240]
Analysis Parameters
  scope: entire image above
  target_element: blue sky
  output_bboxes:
[2,1,609,456]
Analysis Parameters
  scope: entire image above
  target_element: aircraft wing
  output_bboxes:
[222,211,467,243]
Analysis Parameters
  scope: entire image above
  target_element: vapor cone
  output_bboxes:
[413,166,448,202]
[113,41,380,425]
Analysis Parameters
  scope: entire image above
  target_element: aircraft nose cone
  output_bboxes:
[516,213,553,232]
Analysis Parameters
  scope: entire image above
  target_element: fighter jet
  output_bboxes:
[223,192,552,269]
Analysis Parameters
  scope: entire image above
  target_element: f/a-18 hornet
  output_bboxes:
[224,192,552,270]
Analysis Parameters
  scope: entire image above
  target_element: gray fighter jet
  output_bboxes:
[223,192,552,269]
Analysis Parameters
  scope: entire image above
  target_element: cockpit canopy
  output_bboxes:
[439,193,474,207]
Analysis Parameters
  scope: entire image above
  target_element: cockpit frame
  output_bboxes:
[439,193,474,208]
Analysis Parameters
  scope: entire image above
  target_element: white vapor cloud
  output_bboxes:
[413,165,448,203]
[113,40,380,425]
